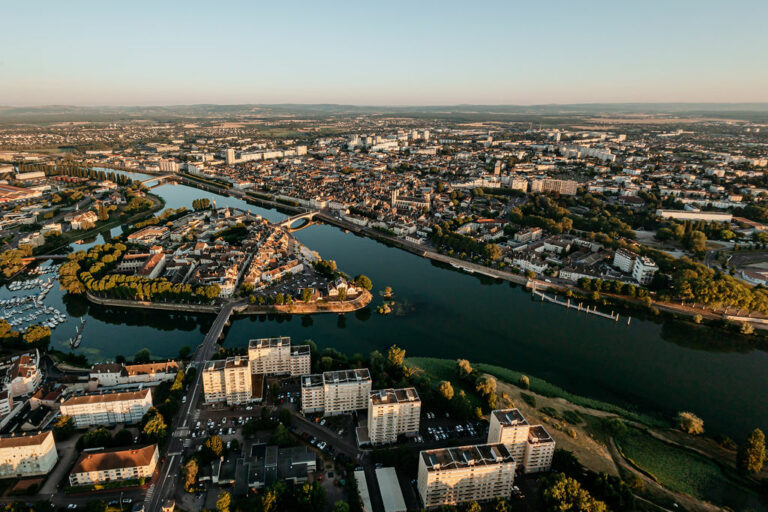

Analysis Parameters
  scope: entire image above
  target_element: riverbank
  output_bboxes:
[407,356,768,512]
[85,289,372,315]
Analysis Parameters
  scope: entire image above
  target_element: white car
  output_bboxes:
[317,441,327,450]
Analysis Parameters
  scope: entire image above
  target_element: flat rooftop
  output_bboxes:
[302,374,324,388]
[225,356,249,369]
[322,368,371,384]
[249,336,291,349]
[492,408,528,427]
[204,360,226,372]
[528,425,554,444]
[290,345,311,356]
[370,387,420,406]
[421,443,514,472]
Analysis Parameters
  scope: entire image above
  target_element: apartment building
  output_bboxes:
[613,248,658,285]
[530,179,578,196]
[60,389,152,428]
[300,374,325,414]
[2,350,41,398]
[248,337,311,376]
[367,387,421,445]
[417,443,516,508]
[487,409,530,465]
[68,444,159,486]
[202,356,256,405]
[524,425,556,473]
[89,361,180,387]
[301,369,372,416]
[0,431,58,479]
[488,409,555,474]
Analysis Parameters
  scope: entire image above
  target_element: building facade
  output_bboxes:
[60,389,153,428]
[523,426,556,474]
[487,409,530,465]
[0,431,58,479]
[417,444,516,508]
[301,369,372,416]
[68,444,159,486]
[248,337,311,376]
[367,388,421,445]
[203,356,254,405]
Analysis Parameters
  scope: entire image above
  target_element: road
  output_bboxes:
[146,300,243,512]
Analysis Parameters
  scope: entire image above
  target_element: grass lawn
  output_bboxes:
[406,357,482,409]
[617,427,764,510]
[407,357,665,427]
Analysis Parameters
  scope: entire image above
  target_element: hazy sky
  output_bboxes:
[2,0,767,106]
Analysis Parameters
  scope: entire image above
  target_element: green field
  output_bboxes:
[406,357,665,427]
[406,357,483,408]
[617,427,764,510]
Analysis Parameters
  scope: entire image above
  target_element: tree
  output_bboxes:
[142,409,168,442]
[338,288,347,301]
[270,424,293,447]
[438,381,454,401]
[297,481,326,512]
[518,375,530,389]
[204,435,224,458]
[113,429,134,446]
[494,498,509,512]
[456,359,473,379]
[52,415,75,441]
[475,375,497,397]
[183,458,199,492]
[178,345,192,359]
[387,345,406,367]
[677,411,704,435]
[217,491,231,512]
[332,502,350,512]
[541,473,608,512]
[134,348,151,364]
[85,500,107,512]
[261,489,278,512]
[354,274,373,291]
[23,325,50,345]
[301,288,313,303]
[464,502,481,512]
[737,428,766,474]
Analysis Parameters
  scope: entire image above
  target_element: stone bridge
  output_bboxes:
[278,210,321,232]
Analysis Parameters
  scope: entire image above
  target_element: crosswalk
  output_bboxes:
[145,483,155,501]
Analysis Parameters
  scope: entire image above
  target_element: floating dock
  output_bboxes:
[531,283,630,324]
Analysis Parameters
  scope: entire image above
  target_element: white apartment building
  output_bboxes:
[487,409,530,465]
[632,256,659,285]
[2,350,41,398]
[524,426,556,473]
[488,409,555,474]
[68,444,159,486]
[530,179,578,196]
[301,369,372,416]
[248,337,312,376]
[367,388,421,445]
[89,361,180,387]
[612,248,636,273]
[202,356,256,405]
[60,389,153,428]
[613,249,658,285]
[0,431,58,479]
[417,444,516,508]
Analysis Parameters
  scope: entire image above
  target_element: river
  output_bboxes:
[23,169,766,439]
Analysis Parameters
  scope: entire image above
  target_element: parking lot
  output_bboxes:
[262,267,332,298]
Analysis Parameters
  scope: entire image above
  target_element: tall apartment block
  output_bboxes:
[248,337,311,376]
[203,356,258,405]
[367,387,421,445]
[524,425,556,473]
[301,368,372,416]
[60,389,152,428]
[417,443,516,508]
[487,408,555,474]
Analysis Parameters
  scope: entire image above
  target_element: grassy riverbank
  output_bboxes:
[407,356,768,511]
[407,356,666,427]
